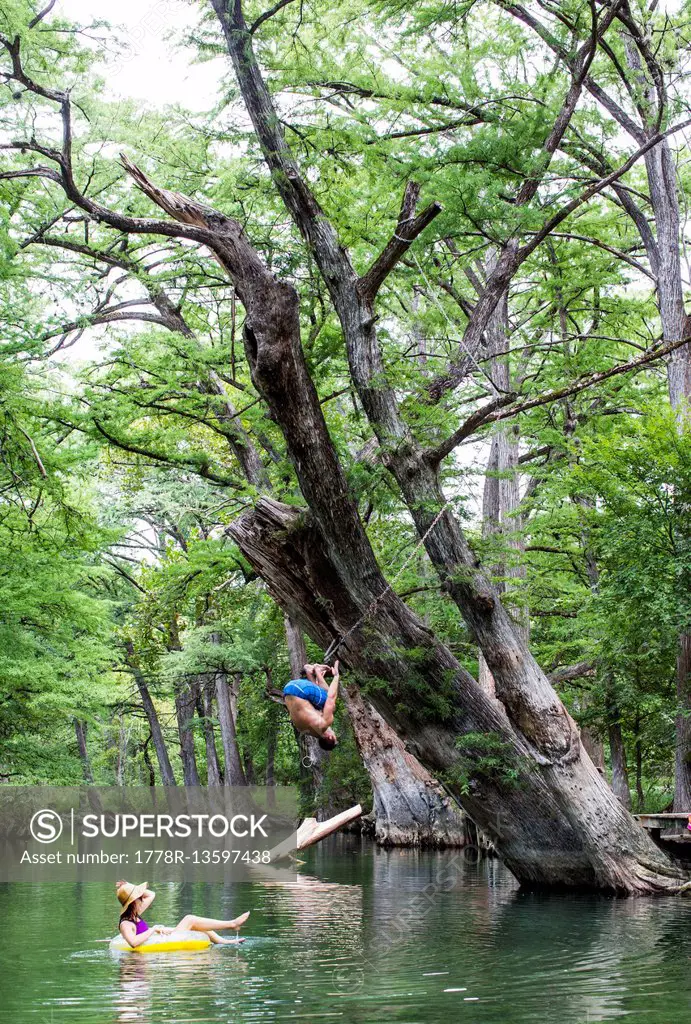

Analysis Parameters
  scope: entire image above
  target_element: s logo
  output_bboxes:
[30,809,63,844]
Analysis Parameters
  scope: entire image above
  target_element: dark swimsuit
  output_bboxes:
[135,919,149,935]
[282,679,328,710]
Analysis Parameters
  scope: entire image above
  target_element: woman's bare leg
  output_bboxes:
[207,929,246,945]
[175,911,250,933]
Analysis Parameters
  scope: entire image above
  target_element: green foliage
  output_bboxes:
[445,732,525,795]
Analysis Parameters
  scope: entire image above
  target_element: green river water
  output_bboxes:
[0,837,689,1024]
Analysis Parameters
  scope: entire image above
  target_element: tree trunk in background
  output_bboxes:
[479,424,525,695]
[266,708,277,787]
[232,671,255,783]
[674,636,691,810]
[73,719,95,785]
[603,672,631,810]
[479,438,499,697]
[608,719,632,811]
[262,666,278,807]
[174,679,201,787]
[215,670,246,786]
[142,737,156,788]
[579,532,631,807]
[344,683,465,846]
[284,614,333,820]
[581,727,605,775]
[634,712,645,812]
[126,643,177,786]
[476,265,525,697]
[116,714,128,786]
[198,677,223,786]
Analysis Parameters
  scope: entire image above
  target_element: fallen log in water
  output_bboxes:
[270,804,362,861]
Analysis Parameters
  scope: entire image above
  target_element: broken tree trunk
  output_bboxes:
[344,683,466,847]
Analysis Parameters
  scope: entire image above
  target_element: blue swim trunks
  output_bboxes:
[283,679,328,710]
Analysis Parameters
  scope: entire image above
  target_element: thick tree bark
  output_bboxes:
[215,669,247,786]
[174,679,201,787]
[126,642,176,785]
[344,683,466,847]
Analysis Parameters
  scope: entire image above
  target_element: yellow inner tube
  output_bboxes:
[110,929,211,953]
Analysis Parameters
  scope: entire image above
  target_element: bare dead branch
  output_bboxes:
[548,662,596,685]
[358,182,443,301]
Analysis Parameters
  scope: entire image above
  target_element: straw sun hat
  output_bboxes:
[116,880,149,910]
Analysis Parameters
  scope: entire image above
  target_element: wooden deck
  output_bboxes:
[635,812,691,843]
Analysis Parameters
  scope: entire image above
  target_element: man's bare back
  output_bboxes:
[283,662,340,749]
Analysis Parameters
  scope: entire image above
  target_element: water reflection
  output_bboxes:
[113,941,252,1024]
[117,956,152,1024]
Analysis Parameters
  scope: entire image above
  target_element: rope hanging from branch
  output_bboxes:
[322,499,453,663]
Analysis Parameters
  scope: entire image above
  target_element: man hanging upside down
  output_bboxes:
[283,661,340,750]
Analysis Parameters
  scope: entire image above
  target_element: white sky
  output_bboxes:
[58,0,685,111]
[59,0,224,109]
